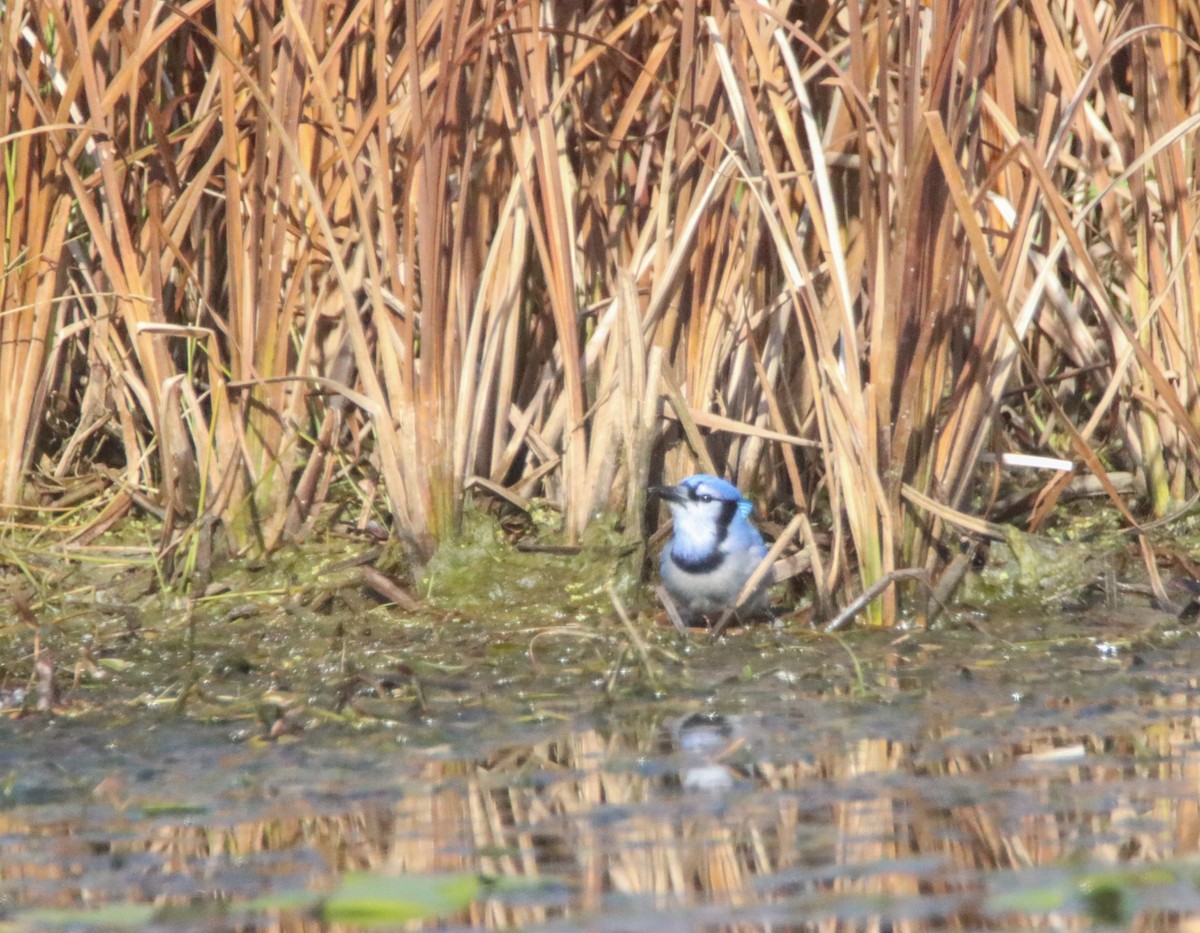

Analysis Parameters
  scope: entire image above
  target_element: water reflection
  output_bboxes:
[4,626,1200,931]
[672,712,741,792]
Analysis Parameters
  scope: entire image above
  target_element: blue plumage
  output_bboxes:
[649,474,771,619]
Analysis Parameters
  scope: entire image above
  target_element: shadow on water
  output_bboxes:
[5,595,1200,931]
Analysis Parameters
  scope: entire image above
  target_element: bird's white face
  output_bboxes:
[665,481,738,550]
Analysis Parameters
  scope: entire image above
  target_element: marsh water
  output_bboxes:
[5,535,1200,930]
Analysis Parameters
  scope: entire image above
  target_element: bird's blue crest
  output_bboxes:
[679,474,744,502]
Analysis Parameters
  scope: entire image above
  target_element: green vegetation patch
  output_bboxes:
[421,506,641,624]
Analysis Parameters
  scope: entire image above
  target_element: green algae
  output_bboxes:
[0,508,671,728]
[319,872,488,926]
[957,519,1125,611]
[420,506,642,625]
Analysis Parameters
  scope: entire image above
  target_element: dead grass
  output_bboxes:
[3,0,1199,624]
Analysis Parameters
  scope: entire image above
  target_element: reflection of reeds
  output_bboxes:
[5,1,1200,622]
[11,704,1200,928]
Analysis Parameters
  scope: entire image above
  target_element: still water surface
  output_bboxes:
[4,610,1200,931]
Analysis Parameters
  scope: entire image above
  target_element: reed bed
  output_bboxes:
[3,0,1199,624]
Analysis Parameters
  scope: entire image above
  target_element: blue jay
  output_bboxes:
[650,474,771,620]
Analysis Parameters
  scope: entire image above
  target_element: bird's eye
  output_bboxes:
[698,494,714,503]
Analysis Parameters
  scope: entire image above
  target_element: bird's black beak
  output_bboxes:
[649,484,686,504]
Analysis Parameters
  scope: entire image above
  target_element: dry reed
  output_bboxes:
[3,1,1199,624]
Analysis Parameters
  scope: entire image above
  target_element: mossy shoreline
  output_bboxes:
[2,502,1197,725]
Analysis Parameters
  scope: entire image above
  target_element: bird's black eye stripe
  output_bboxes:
[683,485,725,506]
[716,498,737,531]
